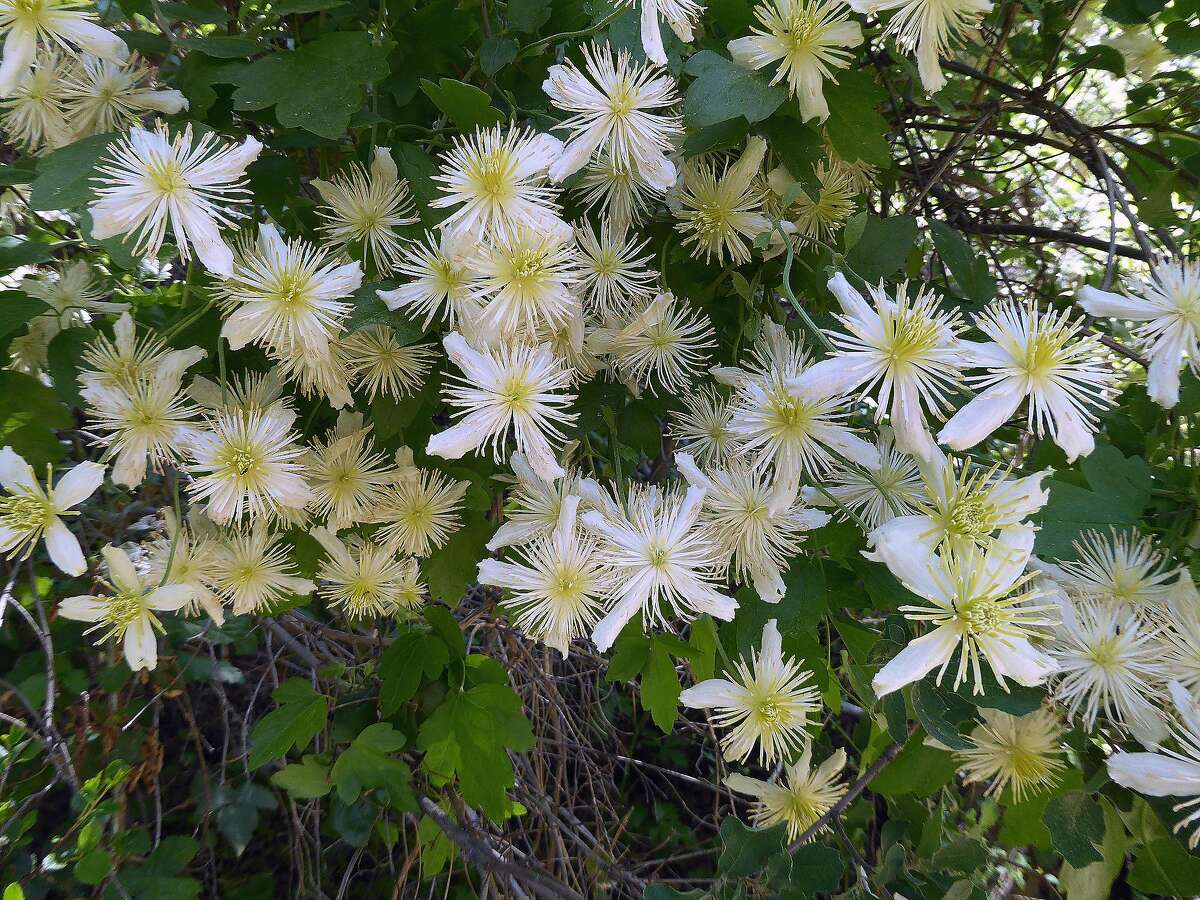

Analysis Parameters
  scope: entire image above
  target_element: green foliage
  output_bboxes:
[247,678,330,769]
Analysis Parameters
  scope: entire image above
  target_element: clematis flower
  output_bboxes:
[488,451,578,551]
[579,478,737,651]
[728,0,862,122]
[0,0,128,97]
[787,272,972,461]
[543,41,683,191]
[725,745,848,841]
[0,448,103,576]
[805,426,923,530]
[939,301,1115,462]
[848,0,992,93]
[63,52,188,137]
[89,123,262,276]
[674,138,772,266]
[58,544,193,672]
[617,0,704,65]
[378,230,481,329]
[311,527,425,621]
[427,333,578,481]
[1103,28,1172,82]
[1077,259,1200,410]
[871,526,1058,696]
[679,618,820,764]
[1108,681,1200,848]
[954,706,1065,802]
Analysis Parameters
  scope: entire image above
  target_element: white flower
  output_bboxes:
[488,450,577,551]
[1108,681,1200,848]
[0,0,128,97]
[377,230,481,329]
[573,151,664,233]
[788,273,972,460]
[304,414,392,531]
[430,125,565,240]
[1103,28,1172,82]
[939,301,1115,462]
[617,0,704,65]
[726,340,880,493]
[674,138,771,266]
[186,406,312,524]
[1161,572,1200,694]
[427,333,578,482]
[867,450,1048,561]
[1046,598,1169,745]
[848,0,992,93]
[217,223,361,359]
[871,527,1058,696]
[311,527,424,621]
[22,260,128,329]
[1077,259,1200,409]
[724,745,848,841]
[671,385,736,467]
[63,52,187,137]
[728,0,862,122]
[1052,528,1175,613]
[478,495,608,656]
[574,217,657,317]
[810,427,922,530]
[211,525,315,615]
[543,41,683,192]
[80,312,206,393]
[0,49,70,152]
[594,291,716,395]
[58,545,192,671]
[189,369,292,418]
[0,448,103,576]
[312,146,418,276]
[373,456,467,557]
[338,325,437,402]
[89,123,261,276]
[144,509,226,625]
[954,706,1065,802]
[774,160,856,243]
[676,452,829,603]
[82,335,205,488]
[469,225,580,342]
[680,619,820,764]
[579,478,737,651]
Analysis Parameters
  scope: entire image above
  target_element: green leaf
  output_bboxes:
[1043,791,1105,868]
[270,755,333,799]
[1100,0,1165,24]
[0,237,53,273]
[930,221,995,304]
[213,783,275,857]
[844,215,918,282]
[46,326,93,409]
[229,33,392,139]
[28,133,118,211]
[1036,443,1151,559]
[1165,20,1200,54]
[74,848,113,885]
[1128,836,1200,895]
[330,723,413,806]
[479,36,519,74]
[507,0,552,31]
[379,632,450,714]
[912,679,973,750]
[682,51,786,128]
[932,838,989,873]
[641,641,680,733]
[760,118,823,182]
[606,626,652,682]
[1060,799,1128,900]
[272,0,346,12]
[175,35,260,57]
[870,733,957,797]
[160,0,227,22]
[775,842,843,893]
[823,69,891,168]
[424,516,495,603]
[0,291,49,339]
[717,816,788,877]
[248,678,329,769]
[0,370,72,467]
[420,78,504,130]
[345,281,425,340]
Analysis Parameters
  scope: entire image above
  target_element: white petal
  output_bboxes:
[1107,752,1200,796]
[872,625,959,696]
[101,544,141,593]
[591,592,644,653]
[44,519,86,576]
[724,773,771,799]
[0,27,36,97]
[0,446,35,493]
[52,461,105,510]
[867,516,942,597]
[678,679,743,708]
[123,616,157,671]
[1076,285,1159,320]
[937,380,1026,450]
[976,635,1055,687]
[787,356,874,400]
[147,583,195,612]
[57,594,105,622]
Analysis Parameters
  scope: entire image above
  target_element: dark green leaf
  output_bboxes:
[682,51,786,128]
[270,756,333,799]
[419,78,504,130]
[717,816,788,877]
[0,292,49,339]
[912,679,973,750]
[640,641,680,732]
[930,221,995,304]
[824,69,891,168]
[1043,791,1105,867]
[379,632,450,713]
[28,134,118,211]
[248,678,329,769]
[844,216,918,282]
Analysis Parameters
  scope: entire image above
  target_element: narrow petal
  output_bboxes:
[872,626,959,696]
[52,461,106,510]
[679,679,744,708]
[1107,752,1200,796]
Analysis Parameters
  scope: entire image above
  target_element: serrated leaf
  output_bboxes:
[641,641,680,732]
[420,78,504,130]
[379,632,450,713]
[28,133,118,211]
[717,816,788,877]
[248,678,329,769]
[330,723,412,805]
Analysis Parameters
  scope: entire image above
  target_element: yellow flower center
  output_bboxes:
[97,589,147,640]
[146,158,189,197]
[0,493,52,534]
[948,497,994,539]
[957,596,1004,636]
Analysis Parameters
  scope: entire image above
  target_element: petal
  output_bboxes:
[52,461,105,510]
[890,381,938,461]
[826,272,873,319]
[752,566,786,604]
[591,592,644,653]
[44,519,86,576]
[123,616,157,671]
[1107,752,1200,796]
[976,635,1056,687]
[1076,285,1159,320]
[147,583,195,612]
[55,19,128,63]
[867,516,942,597]
[57,594,105,622]
[937,380,1026,451]
[980,525,1035,590]
[0,28,36,97]
[640,0,668,66]
[872,626,959,696]
[1146,326,1186,409]
[678,679,744,708]
[101,544,141,593]
[0,446,35,493]
[787,356,874,399]
[724,773,771,799]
